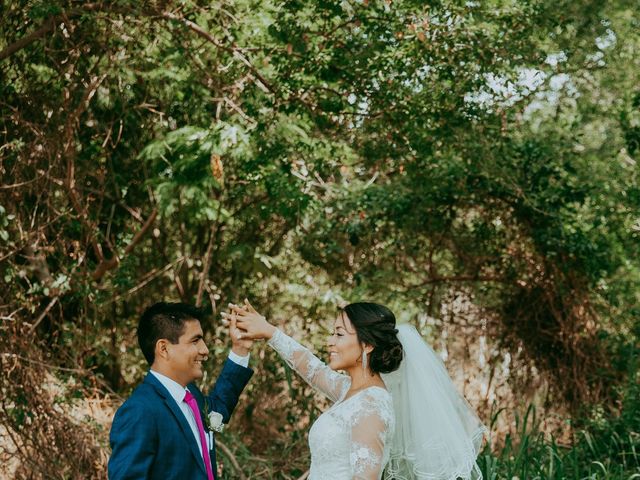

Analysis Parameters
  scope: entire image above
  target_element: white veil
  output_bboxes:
[381,324,487,480]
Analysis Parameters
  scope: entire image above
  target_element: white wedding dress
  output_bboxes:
[268,329,395,480]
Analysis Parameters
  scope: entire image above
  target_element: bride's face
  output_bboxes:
[327,312,362,371]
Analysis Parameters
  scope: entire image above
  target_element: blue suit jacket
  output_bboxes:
[108,359,253,479]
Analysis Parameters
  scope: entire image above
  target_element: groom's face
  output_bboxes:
[164,319,209,386]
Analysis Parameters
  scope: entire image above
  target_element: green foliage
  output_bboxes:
[1,0,639,477]
[479,375,640,478]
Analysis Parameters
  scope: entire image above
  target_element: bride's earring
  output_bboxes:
[362,350,368,374]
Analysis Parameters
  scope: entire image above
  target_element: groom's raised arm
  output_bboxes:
[201,313,255,422]
[204,358,253,422]
[108,399,156,479]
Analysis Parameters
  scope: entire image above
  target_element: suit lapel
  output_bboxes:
[144,374,207,475]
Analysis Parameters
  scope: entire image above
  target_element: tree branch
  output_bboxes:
[160,12,275,94]
[215,440,247,480]
[408,274,504,289]
[91,208,158,281]
[107,256,186,304]
[0,17,57,61]
[0,4,125,61]
[63,73,109,263]
[196,224,216,307]
[28,297,59,334]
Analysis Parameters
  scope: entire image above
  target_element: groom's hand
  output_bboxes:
[224,299,276,340]
[229,313,253,356]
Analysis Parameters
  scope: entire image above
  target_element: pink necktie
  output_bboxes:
[184,390,215,480]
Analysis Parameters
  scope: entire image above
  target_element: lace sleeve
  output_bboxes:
[268,328,350,402]
[349,392,392,480]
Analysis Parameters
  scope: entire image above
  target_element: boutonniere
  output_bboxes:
[203,399,225,433]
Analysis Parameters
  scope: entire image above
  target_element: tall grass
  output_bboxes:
[479,374,640,480]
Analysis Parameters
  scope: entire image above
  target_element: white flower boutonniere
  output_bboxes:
[207,411,224,433]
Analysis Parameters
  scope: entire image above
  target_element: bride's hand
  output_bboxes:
[222,299,276,340]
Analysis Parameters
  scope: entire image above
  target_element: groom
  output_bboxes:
[108,302,253,479]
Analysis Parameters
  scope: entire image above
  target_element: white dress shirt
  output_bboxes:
[150,352,249,457]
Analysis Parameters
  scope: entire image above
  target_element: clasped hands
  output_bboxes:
[222,299,276,354]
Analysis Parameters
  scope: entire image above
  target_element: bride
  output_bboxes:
[223,301,486,480]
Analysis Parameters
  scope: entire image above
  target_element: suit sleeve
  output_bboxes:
[108,399,157,479]
[205,358,253,423]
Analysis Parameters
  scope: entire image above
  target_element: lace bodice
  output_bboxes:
[268,329,395,480]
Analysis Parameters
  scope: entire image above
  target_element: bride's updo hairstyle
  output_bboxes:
[342,302,403,374]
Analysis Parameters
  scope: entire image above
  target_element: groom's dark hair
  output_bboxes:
[138,302,206,365]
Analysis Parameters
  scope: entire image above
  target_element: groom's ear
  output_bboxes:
[155,339,170,361]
